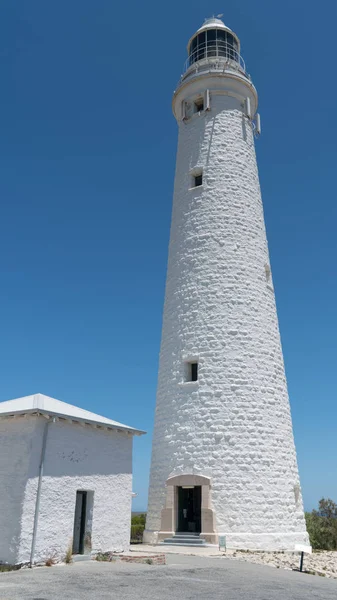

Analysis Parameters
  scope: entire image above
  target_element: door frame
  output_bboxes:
[157,474,217,543]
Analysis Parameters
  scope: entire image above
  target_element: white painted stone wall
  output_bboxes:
[145,64,309,549]
[0,415,133,564]
[0,417,38,564]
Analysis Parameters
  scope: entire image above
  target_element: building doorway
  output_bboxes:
[73,491,88,554]
[177,486,201,533]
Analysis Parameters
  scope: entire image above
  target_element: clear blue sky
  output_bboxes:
[0,0,336,512]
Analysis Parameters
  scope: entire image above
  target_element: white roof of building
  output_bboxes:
[0,393,145,436]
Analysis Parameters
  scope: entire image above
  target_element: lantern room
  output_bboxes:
[187,17,242,69]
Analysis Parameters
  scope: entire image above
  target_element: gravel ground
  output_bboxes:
[225,550,337,578]
[133,544,337,579]
[0,555,337,600]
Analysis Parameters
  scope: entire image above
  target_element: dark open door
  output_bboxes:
[177,486,201,533]
[73,491,87,554]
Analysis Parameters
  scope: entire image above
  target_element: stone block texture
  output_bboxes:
[145,73,309,549]
[0,415,132,564]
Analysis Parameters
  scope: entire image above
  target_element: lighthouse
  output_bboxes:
[144,17,309,550]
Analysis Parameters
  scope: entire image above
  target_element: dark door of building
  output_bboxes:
[72,491,87,554]
[177,486,201,533]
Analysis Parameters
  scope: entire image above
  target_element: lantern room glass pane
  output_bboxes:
[197,32,205,61]
[206,29,217,57]
[189,29,239,66]
[191,36,197,63]
[217,29,226,57]
[227,33,238,61]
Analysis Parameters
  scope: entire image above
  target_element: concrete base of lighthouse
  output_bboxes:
[143,474,310,550]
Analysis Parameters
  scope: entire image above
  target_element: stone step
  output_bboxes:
[72,554,92,562]
[173,532,200,537]
[161,541,207,547]
[163,537,206,545]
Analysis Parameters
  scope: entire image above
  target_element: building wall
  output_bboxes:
[19,418,133,563]
[0,417,40,564]
[0,415,133,564]
[145,82,309,549]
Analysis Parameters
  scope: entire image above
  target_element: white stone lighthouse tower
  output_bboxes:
[144,17,309,550]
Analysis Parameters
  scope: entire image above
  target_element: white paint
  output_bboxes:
[0,393,144,434]
[295,544,312,554]
[0,416,37,565]
[192,18,236,42]
[144,19,309,550]
[0,407,137,564]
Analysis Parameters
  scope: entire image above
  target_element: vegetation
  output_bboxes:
[96,553,110,561]
[44,547,59,567]
[64,542,73,565]
[0,564,21,572]
[131,513,146,544]
[305,498,337,550]
[45,557,56,567]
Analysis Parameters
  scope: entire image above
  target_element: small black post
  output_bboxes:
[299,551,304,572]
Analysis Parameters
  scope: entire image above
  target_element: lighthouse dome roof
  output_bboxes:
[196,17,234,34]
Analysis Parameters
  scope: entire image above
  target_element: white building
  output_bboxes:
[0,393,144,565]
[144,18,309,550]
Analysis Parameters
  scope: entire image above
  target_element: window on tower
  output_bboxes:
[194,97,204,113]
[183,359,199,383]
[190,362,198,381]
[182,91,210,121]
[193,172,203,188]
[187,362,198,382]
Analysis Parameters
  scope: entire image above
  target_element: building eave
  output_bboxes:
[0,408,146,436]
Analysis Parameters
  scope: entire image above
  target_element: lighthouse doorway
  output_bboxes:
[177,486,201,533]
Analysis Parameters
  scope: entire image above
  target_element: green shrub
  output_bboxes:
[130,513,146,543]
[306,498,337,550]
[64,541,73,565]
[131,513,146,527]
[96,553,110,561]
[130,524,144,543]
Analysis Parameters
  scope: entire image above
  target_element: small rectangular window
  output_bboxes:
[194,173,202,187]
[190,362,198,382]
[194,98,204,113]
